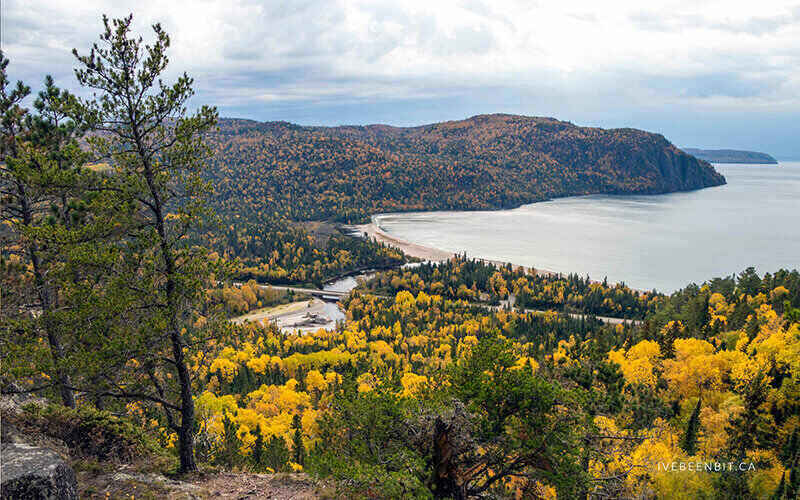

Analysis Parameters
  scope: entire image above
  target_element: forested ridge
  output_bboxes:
[202,88,728,285]
[207,115,726,224]
[684,148,779,164]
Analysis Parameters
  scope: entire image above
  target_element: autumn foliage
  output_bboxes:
[206,114,725,224]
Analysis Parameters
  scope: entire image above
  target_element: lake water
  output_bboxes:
[375,162,800,292]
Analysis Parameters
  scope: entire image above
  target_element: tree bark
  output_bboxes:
[138,131,198,474]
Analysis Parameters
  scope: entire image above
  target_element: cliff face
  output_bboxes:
[208,114,726,222]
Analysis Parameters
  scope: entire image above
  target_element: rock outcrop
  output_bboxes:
[1,385,77,499]
[1,442,77,500]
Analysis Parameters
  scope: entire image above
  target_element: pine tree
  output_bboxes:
[264,435,290,472]
[738,267,762,297]
[218,414,241,468]
[252,424,264,470]
[292,413,306,465]
[681,397,702,456]
[0,52,96,408]
[726,371,774,458]
[71,14,220,473]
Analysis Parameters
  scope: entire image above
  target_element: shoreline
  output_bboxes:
[354,220,561,279]
[355,221,455,262]
[354,216,649,292]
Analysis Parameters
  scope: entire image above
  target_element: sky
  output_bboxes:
[3,0,800,158]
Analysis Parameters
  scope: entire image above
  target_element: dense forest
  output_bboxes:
[196,114,727,284]
[207,115,726,224]
[3,14,800,500]
[359,256,662,319]
[166,267,800,498]
[205,219,406,287]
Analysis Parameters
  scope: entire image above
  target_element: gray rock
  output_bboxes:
[1,442,77,500]
[110,471,203,491]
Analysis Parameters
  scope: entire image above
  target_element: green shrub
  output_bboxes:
[19,403,158,462]
[307,385,431,498]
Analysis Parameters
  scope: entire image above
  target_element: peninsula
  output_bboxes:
[684,148,778,164]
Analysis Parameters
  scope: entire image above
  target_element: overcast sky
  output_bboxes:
[3,0,799,158]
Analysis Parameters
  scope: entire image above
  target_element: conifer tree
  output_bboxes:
[726,371,774,459]
[292,413,306,466]
[71,14,220,473]
[681,397,702,456]
[0,52,94,408]
[252,424,264,469]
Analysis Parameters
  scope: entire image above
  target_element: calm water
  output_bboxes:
[322,272,376,322]
[375,162,800,292]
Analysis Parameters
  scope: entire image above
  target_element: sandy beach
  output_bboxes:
[355,222,455,262]
[358,220,653,291]
[355,221,559,278]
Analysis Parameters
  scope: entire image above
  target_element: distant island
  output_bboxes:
[684,148,778,164]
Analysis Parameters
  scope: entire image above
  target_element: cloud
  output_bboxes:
[2,0,799,156]
[631,5,800,35]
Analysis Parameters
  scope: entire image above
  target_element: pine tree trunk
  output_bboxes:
[136,118,199,473]
[167,255,198,474]
[170,304,197,473]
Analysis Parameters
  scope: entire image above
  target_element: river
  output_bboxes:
[373,162,800,292]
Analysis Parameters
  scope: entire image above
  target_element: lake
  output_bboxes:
[374,162,800,292]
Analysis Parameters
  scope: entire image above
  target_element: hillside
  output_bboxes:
[208,114,726,224]
[683,147,778,164]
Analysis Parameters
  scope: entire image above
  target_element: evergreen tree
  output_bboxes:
[681,397,702,456]
[252,424,264,469]
[738,267,762,297]
[659,321,681,358]
[292,413,306,465]
[0,52,95,408]
[264,435,290,472]
[726,371,774,458]
[71,14,220,473]
[216,413,241,468]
